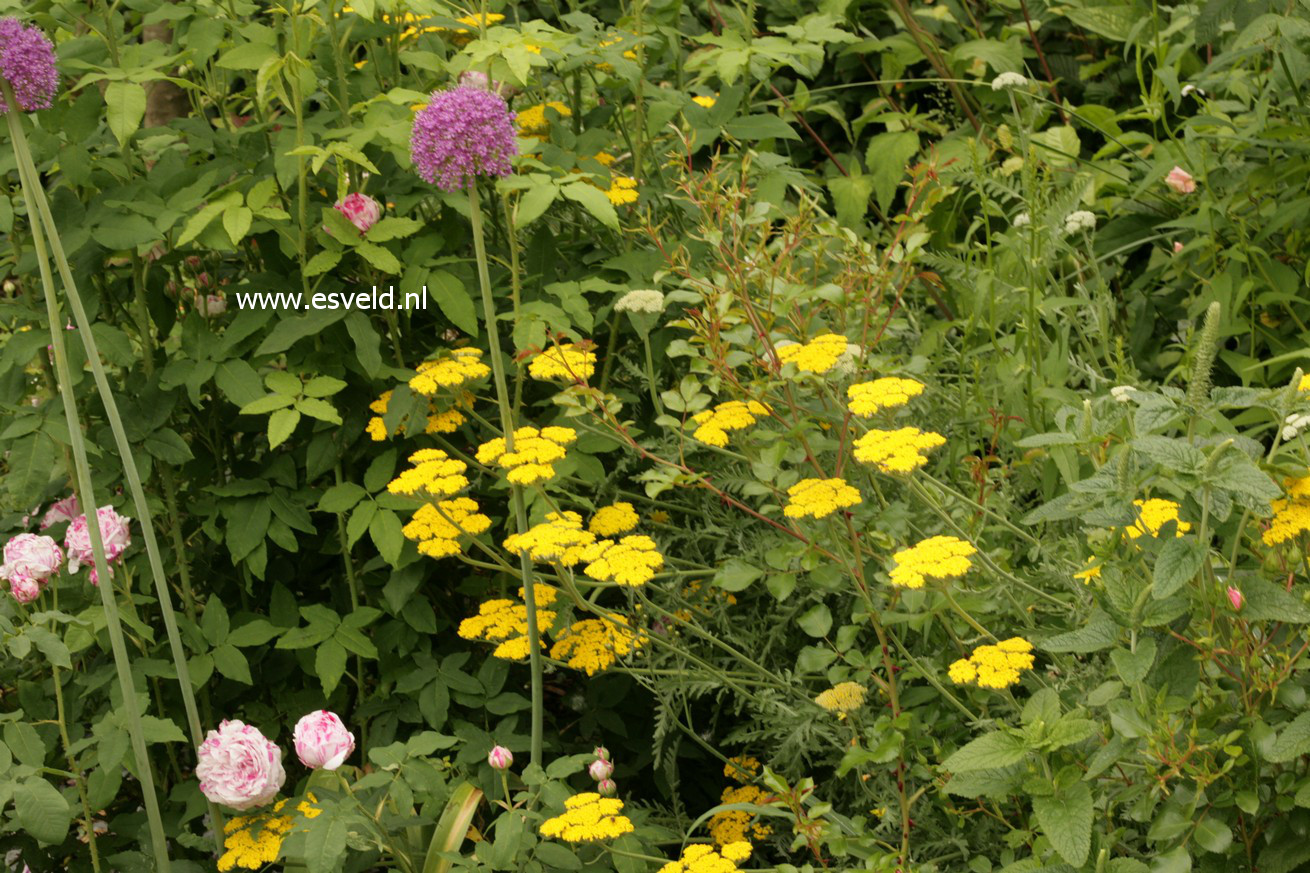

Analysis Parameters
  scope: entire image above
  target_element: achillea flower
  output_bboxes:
[581,535,664,586]
[1064,210,1096,234]
[219,797,321,871]
[709,784,772,845]
[1124,498,1191,540]
[409,348,491,394]
[528,343,597,381]
[458,585,559,660]
[949,638,1035,689]
[589,502,640,536]
[691,400,769,447]
[1286,476,1310,500]
[888,535,976,589]
[366,390,469,440]
[991,72,1028,90]
[540,793,635,842]
[724,755,760,782]
[814,681,867,715]
[605,176,638,205]
[659,843,752,873]
[783,478,862,519]
[1299,374,1310,393]
[775,333,849,374]
[853,427,945,473]
[410,86,517,191]
[550,616,647,675]
[0,18,58,113]
[503,511,596,565]
[402,498,491,558]
[614,289,664,315]
[387,449,470,498]
[476,426,577,485]
[846,378,925,417]
[1264,498,1310,545]
[516,100,571,136]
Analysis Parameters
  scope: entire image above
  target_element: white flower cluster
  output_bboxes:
[1064,210,1096,234]
[1013,212,1030,228]
[1110,385,1138,403]
[1283,412,1310,441]
[614,289,665,314]
[991,72,1029,91]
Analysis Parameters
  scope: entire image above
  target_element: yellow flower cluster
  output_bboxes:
[476,426,578,485]
[846,378,925,417]
[948,638,1035,689]
[550,616,647,675]
[658,843,752,873]
[709,784,772,845]
[504,511,596,565]
[724,755,760,782]
[590,502,640,536]
[1265,498,1310,545]
[853,427,946,473]
[528,343,597,381]
[457,585,559,660]
[402,498,491,558]
[783,478,862,519]
[410,12,503,43]
[409,348,491,395]
[1124,498,1191,540]
[814,681,867,715]
[691,400,769,447]
[366,390,469,441]
[539,793,635,842]
[775,333,849,374]
[1286,475,1310,499]
[888,535,976,589]
[606,176,638,205]
[517,101,572,136]
[1299,374,1310,392]
[387,449,470,497]
[218,798,320,871]
[583,535,664,586]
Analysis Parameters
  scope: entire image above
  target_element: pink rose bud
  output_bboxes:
[596,778,617,797]
[7,575,42,604]
[594,746,610,761]
[64,506,132,586]
[293,710,355,770]
[1,533,64,602]
[195,719,286,810]
[196,294,227,317]
[488,745,513,770]
[333,193,383,235]
[589,758,614,781]
[1173,241,1184,254]
[1228,586,1243,611]
[1165,166,1196,194]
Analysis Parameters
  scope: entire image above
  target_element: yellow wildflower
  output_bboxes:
[814,681,867,715]
[387,448,470,497]
[775,333,849,374]
[709,784,772,845]
[1074,558,1102,584]
[409,348,491,394]
[606,176,638,205]
[1124,498,1191,540]
[457,585,559,661]
[783,478,862,519]
[1287,476,1310,499]
[589,502,640,536]
[888,535,976,589]
[691,95,717,108]
[550,616,647,675]
[852,427,945,473]
[846,377,925,417]
[724,755,760,782]
[581,535,664,586]
[528,343,597,381]
[366,390,469,441]
[402,498,491,559]
[539,793,635,842]
[1265,498,1310,545]
[659,842,752,873]
[218,797,320,871]
[949,638,1035,690]
[690,400,769,447]
[517,101,572,136]
[1299,374,1310,392]
[504,511,597,565]
[476,425,578,485]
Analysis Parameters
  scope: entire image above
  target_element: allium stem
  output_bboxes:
[468,185,544,772]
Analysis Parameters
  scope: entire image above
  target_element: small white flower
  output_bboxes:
[1013,212,1030,228]
[991,72,1029,91]
[1064,210,1096,234]
[1283,413,1310,440]
[1110,385,1137,403]
[1181,84,1205,98]
[614,288,665,314]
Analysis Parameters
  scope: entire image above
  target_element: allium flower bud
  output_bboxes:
[1227,586,1243,611]
[589,758,614,781]
[488,745,513,770]
[333,192,383,235]
[596,778,617,797]
[0,18,59,114]
[410,86,517,191]
[1165,166,1196,195]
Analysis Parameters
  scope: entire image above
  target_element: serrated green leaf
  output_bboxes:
[1032,781,1092,866]
[1153,537,1205,599]
[941,731,1028,772]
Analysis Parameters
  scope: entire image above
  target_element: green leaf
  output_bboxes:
[139,715,187,743]
[105,81,147,146]
[1110,638,1156,684]
[92,214,160,251]
[864,130,919,211]
[4,722,45,767]
[303,376,348,397]
[1038,610,1121,653]
[516,181,558,227]
[941,731,1028,772]
[1193,816,1233,854]
[223,204,253,245]
[826,173,874,229]
[319,482,367,513]
[1241,578,1310,623]
[561,182,619,229]
[724,114,801,141]
[215,359,266,407]
[1133,435,1205,474]
[227,619,281,647]
[715,558,763,592]
[798,603,833,637]
[144,428,194,464]
[357,241,403,274]
[1153,537,1205,599]
[296,397,342,424]
[240,393,294,415]
[268,408,301,448]
[15,778,71,845]
[316,639,348,695]
[369,508,404,566]
[1031,124,1081,167]
[212,644,253,683]
[427,269,479,336]
[365,217,423,242]
[304,249,341,278]
[1268,712,1310,763]
[1032,781,1093,867]
[304,806,349,873]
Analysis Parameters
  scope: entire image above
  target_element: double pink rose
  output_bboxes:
[38,494,79,530]
[195,720,286,810]
[333,193,383,235]
[0,533,63,603]
[64,506,132,585]
[293,710,355,771]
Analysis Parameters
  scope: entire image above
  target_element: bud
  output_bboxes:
[594,746,610,761]
[596,778,617,797]
[1227,586,1243,611]
[589,758,614,782]
[488,745,513,770]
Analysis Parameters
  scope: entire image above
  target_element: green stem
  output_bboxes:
[641,333,664,416]
[53,661,102,873]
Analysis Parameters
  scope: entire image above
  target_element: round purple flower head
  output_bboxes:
[0,18,58,114]
[410,86,517,192]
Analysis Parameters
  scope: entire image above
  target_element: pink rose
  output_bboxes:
[39,495,80,530]
[195,720,286,810]
[1227,586,1243,611]
[292,710,355,771]
[1165,166,1196,194]
[333,193,382,235]
[589,758,614,781]
[196,293,227,317]
[487,744,513,770]
[1,533,64,602]
[64,506,132,585]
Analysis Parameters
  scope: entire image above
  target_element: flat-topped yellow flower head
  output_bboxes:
[409,348,490,394]
[540,793,634,842]
[783,478,862,519]
[888,535,976,589]
[775,333,848,374]
[690,400,768,447]
[1124,498,1190,540]
[846,377,925,417]
[387,449,470,497]
[529,343,597,381]
[853,427,945,473]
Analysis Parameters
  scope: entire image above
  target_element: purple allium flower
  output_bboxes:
[0,18,58,114]
[410,86,516,191]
